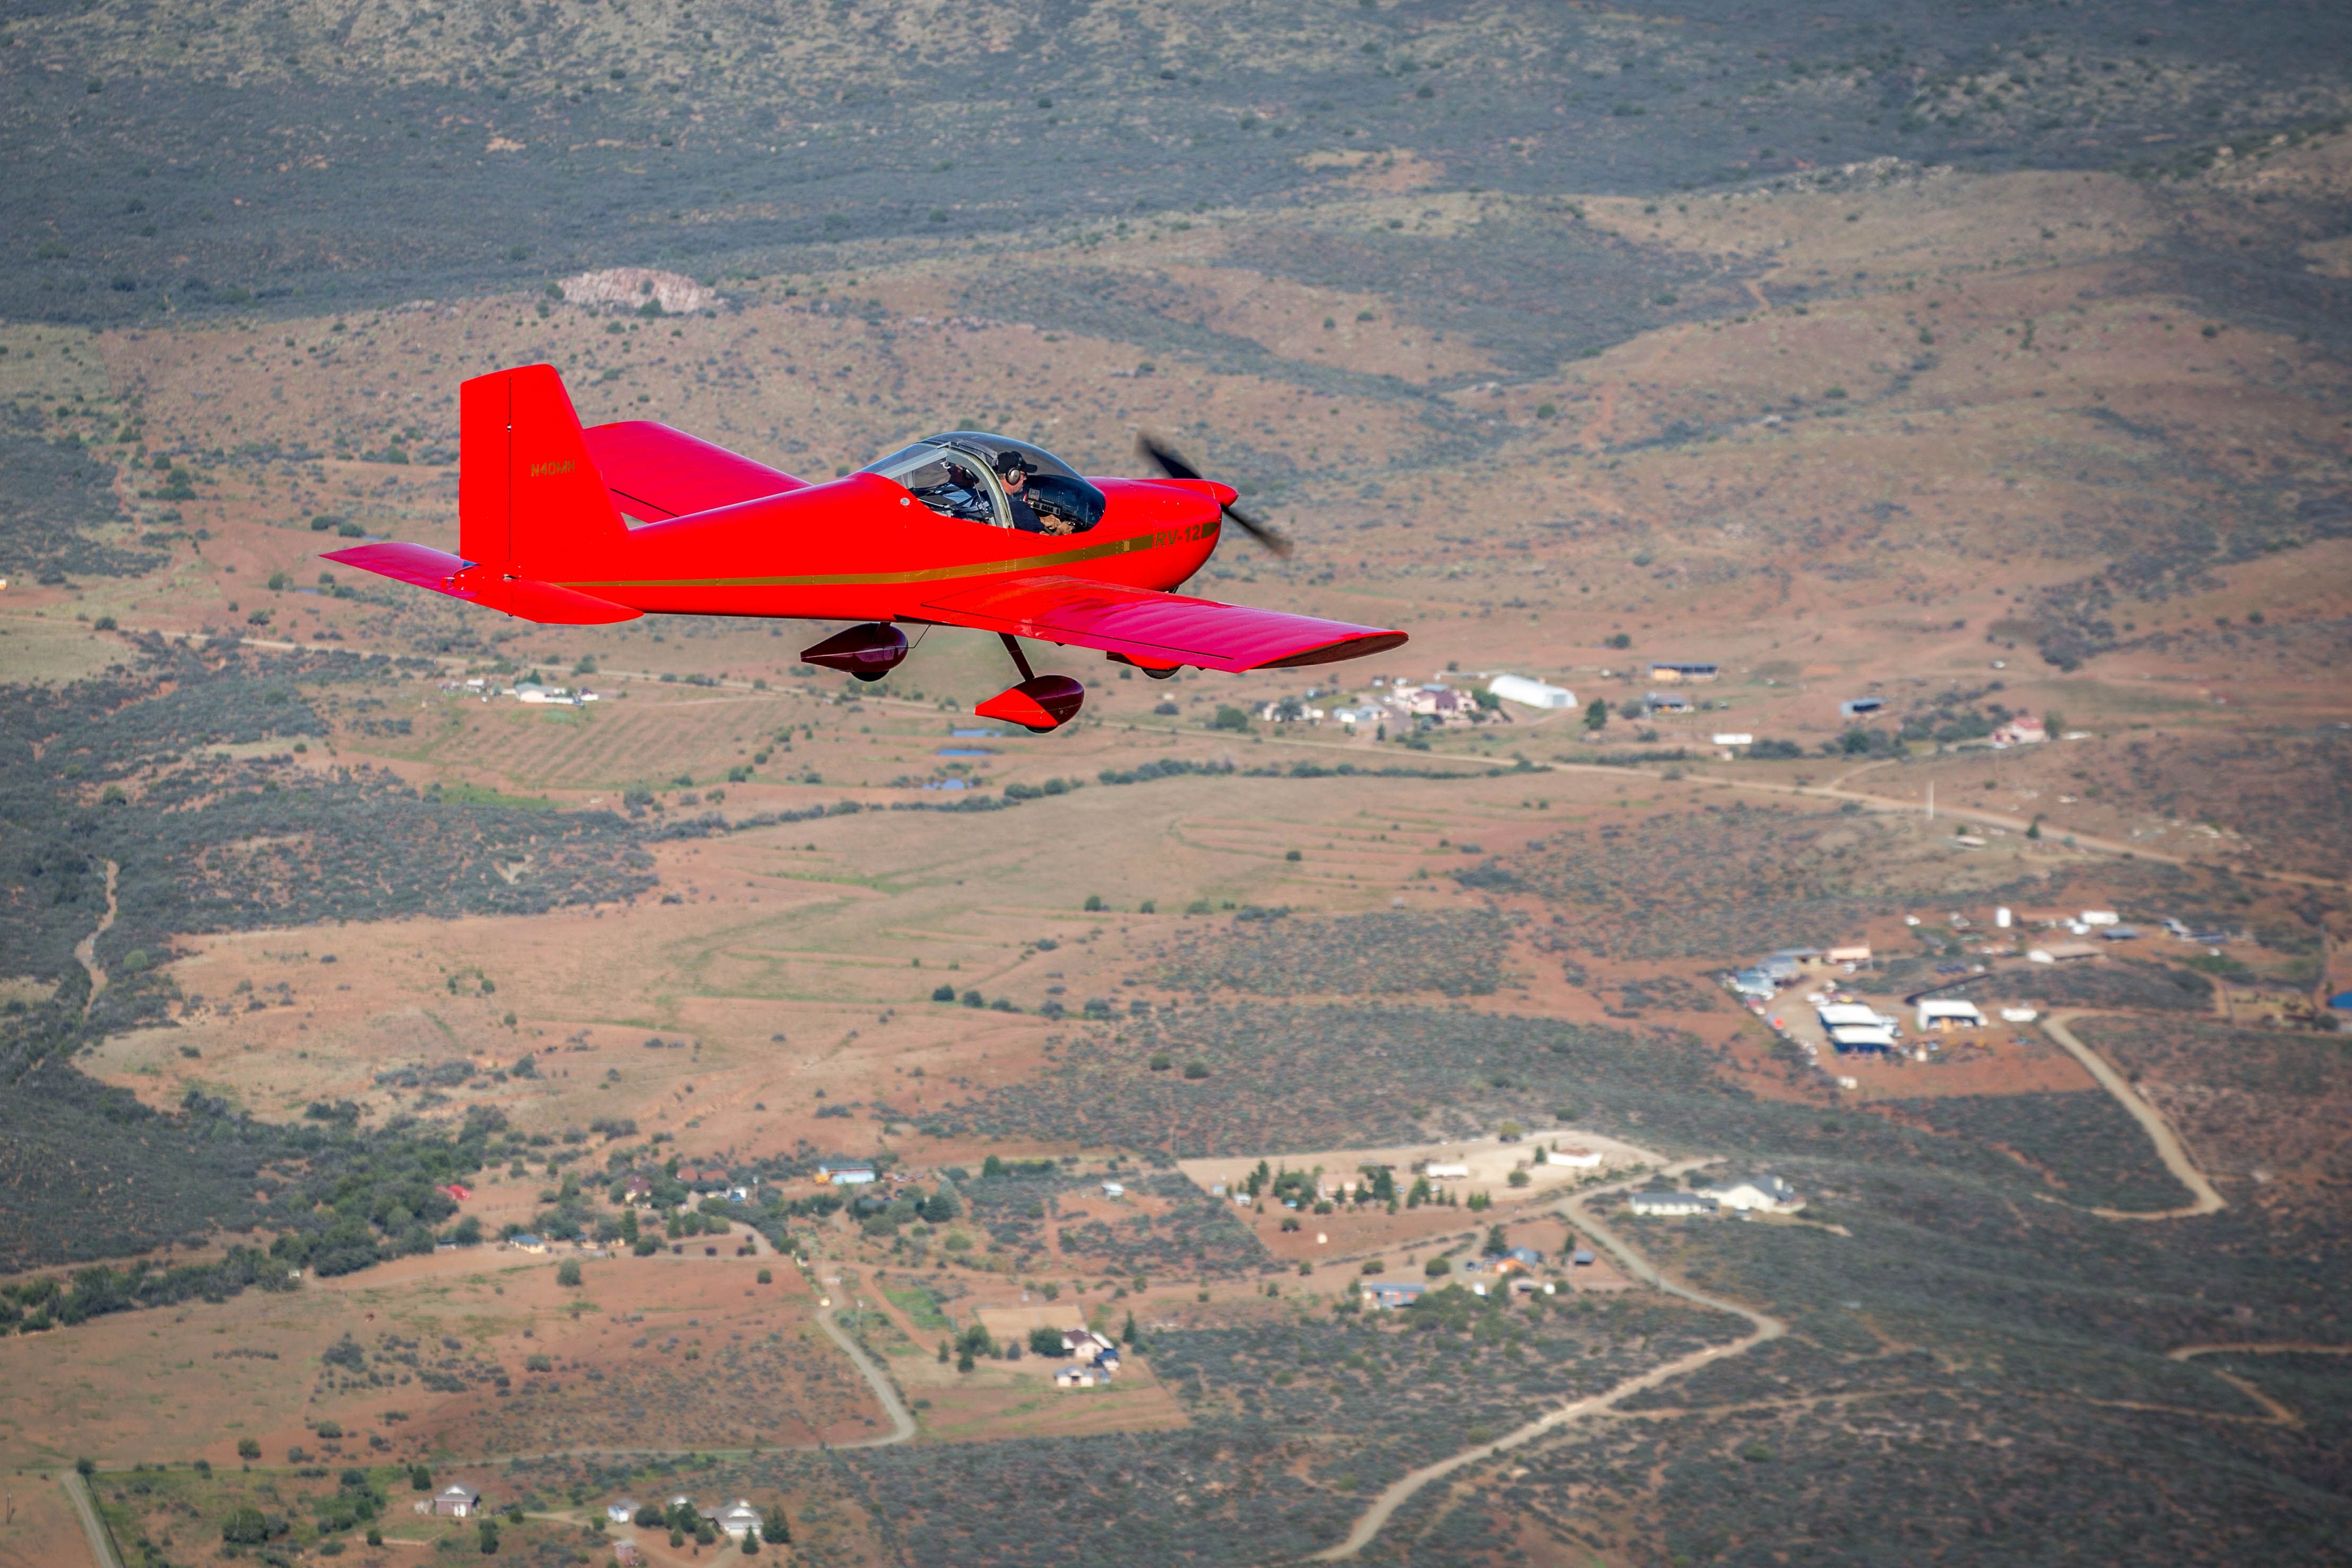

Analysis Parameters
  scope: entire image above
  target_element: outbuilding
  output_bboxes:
[1489,674,1576,709]
[1649,662,1719,683]
[1830,1024,1897,1054]
[1916,999,1987,1033]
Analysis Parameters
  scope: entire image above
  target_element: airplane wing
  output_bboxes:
[919,576,1405,673]
[580,421,808,522]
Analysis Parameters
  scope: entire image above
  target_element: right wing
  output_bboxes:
[581,421,808,523]
[920,575,1406,673]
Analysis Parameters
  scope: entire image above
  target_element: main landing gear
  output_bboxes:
[975,633,1085,733]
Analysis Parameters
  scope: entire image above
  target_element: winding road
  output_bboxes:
[72,860,119,1020]
[1309,1163,1786,1562]
[814,1302,919,1449]
[2040,1010,2226,1219]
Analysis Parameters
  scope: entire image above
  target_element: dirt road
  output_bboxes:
[814,1304,918,1449]
[2040,1011,2226,1219]
[59,1471,121,1568]
[72,861,118,1019]
[1308,1162,1785,1562]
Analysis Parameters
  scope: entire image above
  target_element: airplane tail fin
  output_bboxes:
[459,364,627,577]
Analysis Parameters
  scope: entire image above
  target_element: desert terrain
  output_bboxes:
[5,3,2352,1565]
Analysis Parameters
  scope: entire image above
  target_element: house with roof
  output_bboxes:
[1056,1363,1106,1388]
[606,1499,637,1524]
[1990,713,2047,748]
[433,1484,482,1518]
[1363,1280,1430,1310]
[508,1233,547,1254]
[1705,1174,1803,1214]
[816,1164,877,1185]
[1728,968,1777,1001]
[1645,689,1694,714]
[1829,1024,1896,1054]
[715,1500,764,1541]
[621,1174,653,1203]
[1501,1245,1547,1272]
[1627,1190,1719,1217]
[1649,662,1719,683]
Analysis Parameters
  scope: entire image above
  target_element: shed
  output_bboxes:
[817,1165,877,1185]
[1830,1025,1897,1054]
[1818,1002,1894,1029]
[1363,1281,1430,1310]
[1645,690,1694,713]
[1423,1162,1470,1181]
[1100,1182,1125,1199]
[606,1500,636,1524]
[1649,662,1719,683]
[1711,732,1754,747]
[1916,999,1987,1032]
[2028,942,2103,964]
[1489,674,1575,709]
[1838,697,1884,717]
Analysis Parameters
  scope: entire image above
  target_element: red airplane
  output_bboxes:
[325,363,1406,731]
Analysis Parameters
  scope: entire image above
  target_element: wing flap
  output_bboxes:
[920,576,1405,673]
[580,420,807,523]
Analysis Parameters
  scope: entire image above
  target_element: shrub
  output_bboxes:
[222,1505,270,1545]
[555,1258,582,1287]
[1182,1061,1209,1079]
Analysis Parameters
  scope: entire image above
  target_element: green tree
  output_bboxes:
[555,1258,582,1287]
[409,1464,432,1491]
[1029,1326,1066,1356]
[1483,1225,1509,1255]
[743,1527,762,1555]
[477,1518,499,1555]
[221,1506,270,1545]
[1584,698,1609,731]
[237,1438,262,1461]
[763,1504,792,1544]
[1121,1311,1137,1345]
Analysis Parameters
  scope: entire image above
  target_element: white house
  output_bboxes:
[1489,674,1575,710]
[715,1500,764,1541]
[433,1485,482,1519]
[1423,1162,1470,1181]
[1917,999,1987,1033]
[1056,1363,1105,1388]
[816,1165,877,1185]
[606,1500,636,1524]
[1627,1190,1718,1217]
[1100,1182,1125,1199]
[1829,1024,1897,1054]
[1990,714,2047,747]
[1705,1174,1802,1213]
[1818,1002,1896,1031]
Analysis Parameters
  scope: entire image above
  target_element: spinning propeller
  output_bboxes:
[1136,434,1292,558]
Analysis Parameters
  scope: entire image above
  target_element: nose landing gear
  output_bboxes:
[975,633,1085,733]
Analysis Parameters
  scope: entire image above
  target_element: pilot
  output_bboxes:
[995,452,1054,533]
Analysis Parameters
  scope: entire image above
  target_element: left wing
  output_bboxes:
[920,575,1405,673]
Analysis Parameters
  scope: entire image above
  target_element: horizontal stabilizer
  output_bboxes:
[323,542,640,626]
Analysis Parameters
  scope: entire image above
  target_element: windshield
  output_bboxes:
[863,433,1105,534]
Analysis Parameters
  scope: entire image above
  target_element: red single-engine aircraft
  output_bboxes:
[325,363,1406,731]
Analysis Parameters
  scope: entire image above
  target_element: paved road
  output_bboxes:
[1308,1163,1786,1562]
[2041,1010,2226,1219]
[60,1470,123,1568]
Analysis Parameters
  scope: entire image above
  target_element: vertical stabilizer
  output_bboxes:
[458,365,626,577]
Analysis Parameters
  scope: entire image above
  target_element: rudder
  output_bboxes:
[459,364,627,578]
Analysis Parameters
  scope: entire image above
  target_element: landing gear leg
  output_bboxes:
[974,634,1085,733]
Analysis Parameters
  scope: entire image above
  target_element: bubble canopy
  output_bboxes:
[862,433,1108,535]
